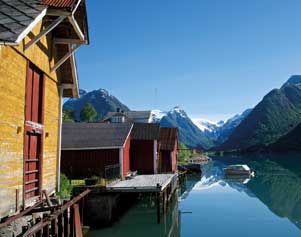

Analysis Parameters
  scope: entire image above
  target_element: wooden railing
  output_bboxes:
[19,189,91,237]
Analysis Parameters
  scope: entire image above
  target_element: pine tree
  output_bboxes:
[80,103,97,122]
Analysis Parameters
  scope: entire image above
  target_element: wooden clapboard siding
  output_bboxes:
[0,20,61,218]
[61,150,120,179]
[130,140,155,174]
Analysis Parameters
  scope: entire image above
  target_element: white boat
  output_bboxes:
[223,164,255,176]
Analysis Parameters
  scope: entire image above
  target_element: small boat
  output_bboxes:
[223,164,255,176]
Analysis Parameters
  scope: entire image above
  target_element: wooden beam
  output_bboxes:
[24,16,66,51]
[74,204,83,237]
[68,16,85,41]
[50,44,81,73]
[54,38,86,45]
[47,9,70,17]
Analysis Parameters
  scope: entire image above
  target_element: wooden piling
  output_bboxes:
[156,192,160,223]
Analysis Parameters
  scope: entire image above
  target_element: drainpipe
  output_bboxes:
[119,148,123,178]
[56,86,63,192]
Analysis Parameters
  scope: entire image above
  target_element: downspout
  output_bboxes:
[119,148,123,178]
[154,140,158,174]
[56,86,63,192]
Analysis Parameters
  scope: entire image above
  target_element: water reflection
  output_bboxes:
[180,154,301,237]
[89,194,180,237]
[89,153,301,237]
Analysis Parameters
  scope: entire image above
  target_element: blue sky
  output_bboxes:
[76,0,301,122]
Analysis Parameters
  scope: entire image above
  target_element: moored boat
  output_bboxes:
[223,164,255,176]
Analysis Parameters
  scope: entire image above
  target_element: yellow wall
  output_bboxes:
[0,21,61,218]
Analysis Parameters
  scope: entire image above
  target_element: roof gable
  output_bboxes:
[131,123,160,140]
[160,127,178,150]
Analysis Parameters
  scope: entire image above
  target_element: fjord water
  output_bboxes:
[89,153,301,237]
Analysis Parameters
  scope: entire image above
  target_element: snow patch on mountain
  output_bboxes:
[192,118,224,132]
[151,109,167,120]
[170,106,188,118]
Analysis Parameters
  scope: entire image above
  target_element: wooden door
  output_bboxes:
[24,63,45,200]
[161,151,172,173]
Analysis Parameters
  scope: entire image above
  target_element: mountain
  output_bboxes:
[191,109,252,145]
[63,89,130,121]
[191,119,224,132]
[282,75,301,88]
[160,107,214,149]
[151,110,167,123]
[214,109,252,144]
[269,123,301,152]
[218,76,301,151]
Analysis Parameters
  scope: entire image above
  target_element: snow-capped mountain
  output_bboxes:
[192,118,224,132]
[190,109,252,145]
[151,109,167,122]
[215,108,252,144]
[159,106,214,149]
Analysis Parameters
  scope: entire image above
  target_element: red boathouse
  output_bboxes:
[159,128,179,173]
[130,123,160,174]
[61,123,133,179]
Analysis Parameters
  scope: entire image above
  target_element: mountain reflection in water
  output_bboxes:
[179,154,301,237]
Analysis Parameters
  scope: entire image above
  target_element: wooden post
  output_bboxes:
[70,206,74,237]
[36,217,42,237]
[64,209,69,237]
[156,192,160,224]
[42,224,49,237]
[51,217,58,237]
[162,191,166,214]
[74,204,83,237]
[58,214,64,237]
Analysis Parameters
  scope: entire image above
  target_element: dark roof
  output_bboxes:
[160,127,178,150]
[0,0,46,43]
[0,0,86,43]
[105,111,152,122]
[125,111,152,120]
[131,123,160,140]
[62,123,133,150]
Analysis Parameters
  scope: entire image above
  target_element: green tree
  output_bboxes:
[63,108,75,122]
[80,103,97,122]
[177,143,191,164]
[57,173,72,199]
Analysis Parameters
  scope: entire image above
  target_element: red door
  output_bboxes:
[24,63,45,200]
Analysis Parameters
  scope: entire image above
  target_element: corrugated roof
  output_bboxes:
[41,0,76,9]
[160,127,178,150]
[62,123,133,150]
[131,123,160,140]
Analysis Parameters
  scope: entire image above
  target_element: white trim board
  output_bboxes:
[62,146,122,151]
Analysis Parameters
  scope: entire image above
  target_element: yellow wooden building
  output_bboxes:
[0,0,89,220]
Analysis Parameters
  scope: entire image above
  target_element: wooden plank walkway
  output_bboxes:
[107,174,177,193]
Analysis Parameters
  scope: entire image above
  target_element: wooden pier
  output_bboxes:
[107,174,178,223]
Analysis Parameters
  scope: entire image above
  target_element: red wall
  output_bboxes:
[61,149,119,179]
[122,134,131,176]
[130,140,155,174]
[159,140,178,173]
